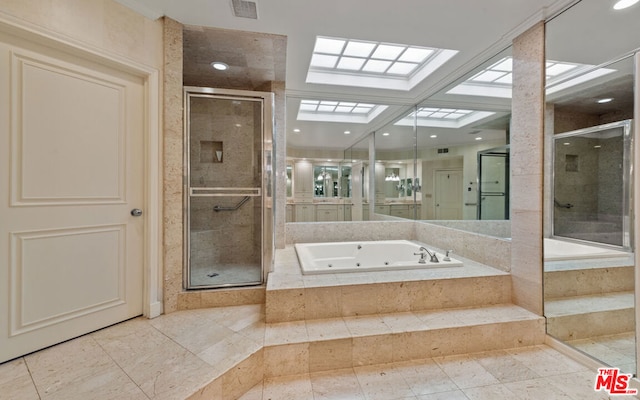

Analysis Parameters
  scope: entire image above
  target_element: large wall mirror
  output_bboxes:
[544,0,639,376]
[371,47,513,236]
[285,46,514,240]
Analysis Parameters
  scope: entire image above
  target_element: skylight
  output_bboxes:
[394,107,496,128]
[306,36,458,91]
[446,57,616,98]
[296,99,388,123]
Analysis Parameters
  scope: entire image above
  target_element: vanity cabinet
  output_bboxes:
[339,204,352,221]
[390,204,411,218]
[409,204,417,219]
[286,204,293,222]
[316,204,338,221]
[294,204,314,222]
[294,161,314,200]
[374,205,390,215]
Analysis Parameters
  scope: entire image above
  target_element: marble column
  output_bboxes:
[510,22,545,315]
[162,17,184,313]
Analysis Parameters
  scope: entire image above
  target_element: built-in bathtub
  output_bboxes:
[294,240,463,275]
[544,238,630,261]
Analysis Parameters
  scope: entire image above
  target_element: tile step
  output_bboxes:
[545,291,634,316]
[266,273,512,323]
[263,304,545,377]
[189,304,545,398]
[543,265,633,298]
[545,291,634,341]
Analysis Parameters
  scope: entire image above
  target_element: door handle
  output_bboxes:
[131,208,143,217]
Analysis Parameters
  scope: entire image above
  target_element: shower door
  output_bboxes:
[477,146,510,220]
[184,87,274,289]
[552,120,632,249]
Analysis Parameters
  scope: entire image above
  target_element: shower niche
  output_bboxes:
[184,87,274,289]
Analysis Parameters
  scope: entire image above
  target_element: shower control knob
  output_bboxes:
[130,208,143,217]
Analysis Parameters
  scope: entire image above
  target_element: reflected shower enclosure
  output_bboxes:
[184,87,274,289]
[477,146,510,220]
[552,120,633,249]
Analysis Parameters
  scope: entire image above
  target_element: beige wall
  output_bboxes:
[0,0,163,69]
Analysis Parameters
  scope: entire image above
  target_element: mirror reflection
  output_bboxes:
[544,0,639,376]
[286,44,513,233]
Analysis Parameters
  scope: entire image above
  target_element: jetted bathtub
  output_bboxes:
[544,238,630,261]
[294,240,463,275]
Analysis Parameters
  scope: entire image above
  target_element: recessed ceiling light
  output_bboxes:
[211,62,229,71]
[235,123,242,127]
[564,142,571,146]
[597,98,613,103]
[327,159,332,162]
[382,132,390,136]
[594,145,602,148]
[293,128,301,133]
[614,0,639,10]
[475,137,482,141]
[430,134,437,138]
[344,130,351,135]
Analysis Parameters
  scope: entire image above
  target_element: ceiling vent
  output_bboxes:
[437,148,449,154]
[231,0,258,19]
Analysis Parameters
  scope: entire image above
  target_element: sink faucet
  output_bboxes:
[414,246,439,263]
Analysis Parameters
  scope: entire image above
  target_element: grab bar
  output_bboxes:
[213,196,251,212]
[554,199,574,209]
[191,187,261,197]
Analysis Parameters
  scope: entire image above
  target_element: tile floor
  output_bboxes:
[190,263,262,287]
[240,346,636,400]
[569,332,636,375]
[0,302,636,400]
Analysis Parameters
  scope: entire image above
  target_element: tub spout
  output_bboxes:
[414,246,439,263]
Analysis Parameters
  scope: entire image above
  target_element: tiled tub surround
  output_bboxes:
[286,220,512,272]
[268,245,513,323]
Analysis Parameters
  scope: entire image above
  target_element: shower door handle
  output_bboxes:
[130,208,143,217]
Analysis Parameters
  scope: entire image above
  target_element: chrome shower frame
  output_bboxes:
[182,87,275,290]
[550,119,634,251]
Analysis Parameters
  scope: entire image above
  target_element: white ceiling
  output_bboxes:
[118,0,578,150]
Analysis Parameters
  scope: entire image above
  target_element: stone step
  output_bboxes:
[544,264,633,298]
[545,291,634,341]
[262,304,545,377]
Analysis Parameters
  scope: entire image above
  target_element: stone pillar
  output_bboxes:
[162,17,184,313]
[510,22,545,315]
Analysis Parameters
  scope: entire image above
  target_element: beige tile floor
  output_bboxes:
[569,332,636,375]
[240,346,636,400]
[0,304,636,400]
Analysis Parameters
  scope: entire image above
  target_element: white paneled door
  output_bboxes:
[434,169,463,219]
[0,33,145,363]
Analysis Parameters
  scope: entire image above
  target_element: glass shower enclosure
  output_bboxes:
[552,120,633,249]
[184,87,274,289]
[477,146,510,220]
